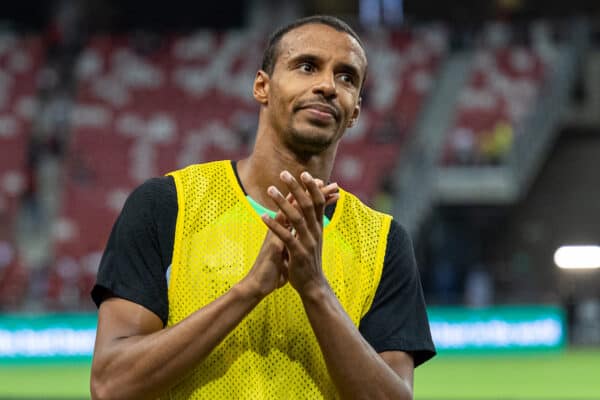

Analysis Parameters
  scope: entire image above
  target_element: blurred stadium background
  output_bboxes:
[0,0,599,398]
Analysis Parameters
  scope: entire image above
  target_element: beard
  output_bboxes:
[284,124,338,155]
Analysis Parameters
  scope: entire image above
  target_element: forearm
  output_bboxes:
[91,282,262,400]
[301,284,413,400]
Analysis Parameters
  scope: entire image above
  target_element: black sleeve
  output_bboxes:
[91,176,177,326]
[359,220,436,367]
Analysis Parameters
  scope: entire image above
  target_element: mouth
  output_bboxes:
[298,103,339,121]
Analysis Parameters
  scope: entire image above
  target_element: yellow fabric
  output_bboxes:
[165,160,391,399]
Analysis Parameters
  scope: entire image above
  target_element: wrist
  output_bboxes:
[233,278,266,305]
[298,279,332,304]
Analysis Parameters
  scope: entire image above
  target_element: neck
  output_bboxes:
[237,126,338,210]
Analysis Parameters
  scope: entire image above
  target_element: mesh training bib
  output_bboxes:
[165,161,391,399]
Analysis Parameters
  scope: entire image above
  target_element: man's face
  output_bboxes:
[261,23,367,154]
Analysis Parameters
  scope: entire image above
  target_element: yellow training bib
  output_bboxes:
[165,160,391,399]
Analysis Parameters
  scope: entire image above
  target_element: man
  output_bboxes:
[90,15,435,400]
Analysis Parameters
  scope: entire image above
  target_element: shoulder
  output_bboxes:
[383,219,417,279]
[339,189,393,221]
[116,176,177,237]
[127,176,176,207]
[167,161,231,181]
[337,189,409,251]
[167,161,234,200]
[386,219,412,252]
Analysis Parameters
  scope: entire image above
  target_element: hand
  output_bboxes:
[262,170,331,297]
[242,175,338,300]
[282,179,339,227]
[241,225,289,300]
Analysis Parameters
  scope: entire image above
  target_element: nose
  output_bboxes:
[312,73,337,99]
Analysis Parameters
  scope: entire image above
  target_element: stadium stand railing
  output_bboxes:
[391,48,471,235]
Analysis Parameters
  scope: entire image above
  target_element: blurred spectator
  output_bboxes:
[464,264,494,307]
[450,127,477,164]
[428,216,461,304]
[479,121,514,164]
[0,241,28,310]
[574,299,600,345]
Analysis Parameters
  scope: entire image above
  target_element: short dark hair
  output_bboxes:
[261,15,366,76]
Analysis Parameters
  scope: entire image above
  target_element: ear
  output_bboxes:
[253,70,270,105]
[348,97,362,128]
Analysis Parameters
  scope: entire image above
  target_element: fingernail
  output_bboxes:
[281,171,293,182]
[301,171,312,181]
[268,186,279,196]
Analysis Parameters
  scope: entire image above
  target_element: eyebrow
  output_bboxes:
[287,53,320,68]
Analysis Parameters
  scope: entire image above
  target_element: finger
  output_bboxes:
[279,171,316,233]
[258,227,290,289]
[285,192,294,204]
[267,184,309,238]
[262,227,284,252]
[299,171,326,229]
[283,193,296,227]
[286,180,336,210]
[273,207,296,238]
[323,182,339,206]
[273,206,291,230]
[325,192,340,206]
[284,177,337,224]
[261,213,300,252]
[321,182,339,197]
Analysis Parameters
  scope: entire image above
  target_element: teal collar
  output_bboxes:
[246,195,330,227]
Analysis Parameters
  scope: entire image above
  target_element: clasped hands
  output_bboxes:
[245,170,338,299]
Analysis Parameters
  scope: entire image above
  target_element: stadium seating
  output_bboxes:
[0,33,42,221]
[0,32,43,309]
[442,39,548,165]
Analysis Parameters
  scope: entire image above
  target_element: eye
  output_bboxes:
[298,62,314,73]
[338,73,356,86]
